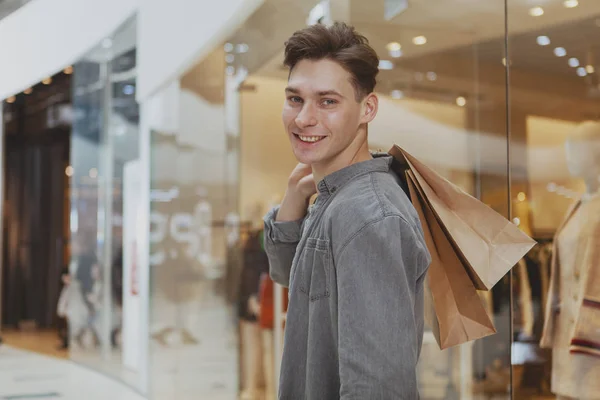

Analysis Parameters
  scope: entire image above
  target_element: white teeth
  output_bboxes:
[298,135,323,143]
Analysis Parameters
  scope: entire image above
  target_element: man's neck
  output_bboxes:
[312,140,372,184]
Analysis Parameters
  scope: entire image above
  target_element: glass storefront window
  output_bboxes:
[507,4,600,398]
[69,14,141,391]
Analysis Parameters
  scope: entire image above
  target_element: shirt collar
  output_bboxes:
[317,153,392,195]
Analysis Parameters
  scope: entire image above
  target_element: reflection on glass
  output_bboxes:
[68,14,140,390]
[508,4,600,398]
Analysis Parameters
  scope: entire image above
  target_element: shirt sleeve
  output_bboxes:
[336,215,430,400]
[263,206,305,287]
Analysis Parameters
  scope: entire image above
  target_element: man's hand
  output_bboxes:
[276,164,316,222]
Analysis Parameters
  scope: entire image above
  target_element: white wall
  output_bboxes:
[0,0,137,100]
[136,0,264,102]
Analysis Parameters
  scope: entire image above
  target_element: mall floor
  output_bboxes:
[0,330,144,400]
[0,329,558,400]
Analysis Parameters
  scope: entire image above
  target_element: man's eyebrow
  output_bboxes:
[317,90,343,97]
[284,87,344,98]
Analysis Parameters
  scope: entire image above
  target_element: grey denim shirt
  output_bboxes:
[264,155,431,400]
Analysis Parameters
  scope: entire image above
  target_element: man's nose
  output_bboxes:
[295,103,317,129]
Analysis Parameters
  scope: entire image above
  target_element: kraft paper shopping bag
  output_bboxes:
[407,170,496,349]
[390,145,536,291]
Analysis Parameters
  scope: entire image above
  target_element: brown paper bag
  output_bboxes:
[407,171,496,349]
[389,145,536,290]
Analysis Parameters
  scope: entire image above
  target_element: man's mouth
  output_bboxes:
[294,134,325,143]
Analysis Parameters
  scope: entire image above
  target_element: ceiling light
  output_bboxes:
[42,77,52,85]
[564,0,578,8]
[24,87,32,95]
[6,96,15,104]
[122,84,135,95]
[386,42,401,52]
[456,96,467,107]
[389,49,403,58]
[577,67,587,77]
[391,90,404,99]
[586,65,595,74]
[236,43,249,53]
[568,57,580,67]
[517,192,527,202]
[65,166,73,177]
[554,47,567,57]
[226,66,235,76]
[224,43,234,52]
[387,42,403,58]
[412,36,427,45]
[379,60,394,70]
[63,66,73,75]
[225,54,235,63]
[513,217,521,226]
[427,71,437,81]
[529,7,544,17]
[536,36,550,46]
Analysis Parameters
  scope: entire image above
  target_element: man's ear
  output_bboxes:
[360,93,378,124]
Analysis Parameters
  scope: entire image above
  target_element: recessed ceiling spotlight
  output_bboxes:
[577,67,587,77]
[387,42,403,58]
[529,7,544,17]
[456,96,467,107]
[412,36,427,45]
[386,42,401,52]
[224,43,234,52]
[6,96,15,104]
[536,36,550,46]
[24,87,32,95]
[568,57,580,67]
[586,65,595,74]
[391,90,404,99]
[564,0,579,8]
[225,54,235,63]
[42,77,52,85]
[554,47,567,57]
[236,43,249,53]
[63,66,73,75]
[427,72,437,81]
[379,60,394,70]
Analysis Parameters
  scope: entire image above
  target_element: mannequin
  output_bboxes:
[540,121,600,400]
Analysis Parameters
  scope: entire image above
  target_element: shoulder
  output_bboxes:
[326,170,423,255]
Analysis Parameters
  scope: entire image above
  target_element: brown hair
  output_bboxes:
[283,22,379,101]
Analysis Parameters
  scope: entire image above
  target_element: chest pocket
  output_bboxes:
[298,238,331,302]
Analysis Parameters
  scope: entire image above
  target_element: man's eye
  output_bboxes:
[322,99,337,106]
[288,96,302,103]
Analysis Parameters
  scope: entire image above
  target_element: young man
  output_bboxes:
[263,22,431,399]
